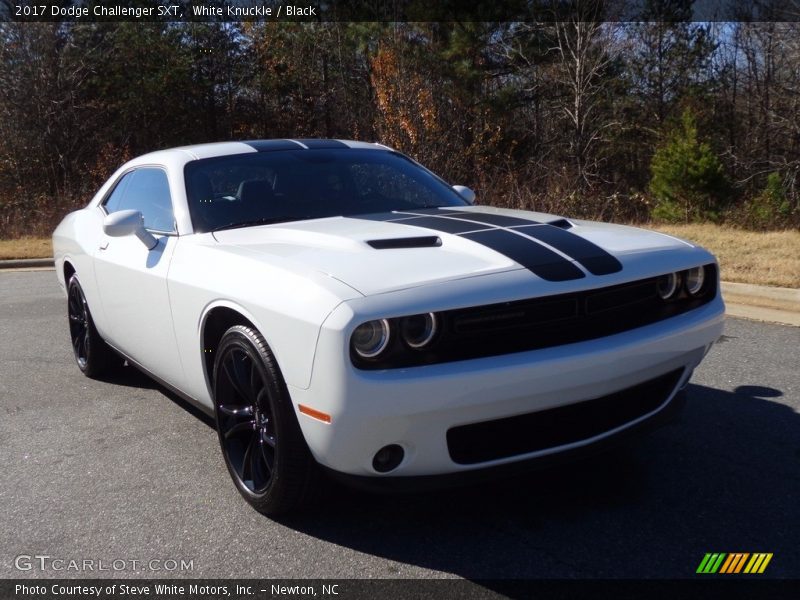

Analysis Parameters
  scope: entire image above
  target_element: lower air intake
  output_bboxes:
[446,369,683,464]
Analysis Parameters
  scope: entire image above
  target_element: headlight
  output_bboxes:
[351,319,391,358]
[685,266,705,295]
[400,313,438,349]
[656,272,679,299]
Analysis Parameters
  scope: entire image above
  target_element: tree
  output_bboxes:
[649,109,729,222]
[553,7,619,191]
[745,171,792,229]
[624,2,716,126]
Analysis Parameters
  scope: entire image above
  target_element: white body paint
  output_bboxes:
[53,140,724,478]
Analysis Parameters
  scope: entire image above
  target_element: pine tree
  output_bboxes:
[649,108,729,222]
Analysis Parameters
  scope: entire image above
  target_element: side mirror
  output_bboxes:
[452,185,476,204]
[103,210,157,250]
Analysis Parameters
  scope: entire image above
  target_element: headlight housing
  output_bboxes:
[656,272,679,299]
[657,266,711,301]
[685,266,705,295]
[350,312,441,362]
[351,319,390,358]
[400,313,438,349]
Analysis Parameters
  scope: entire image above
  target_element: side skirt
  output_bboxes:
[105,342,215,418]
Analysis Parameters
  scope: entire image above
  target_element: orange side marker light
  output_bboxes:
[298,404,332,423]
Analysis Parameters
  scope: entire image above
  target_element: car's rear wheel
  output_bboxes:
[213,325,317,515]
[67,274,121,377]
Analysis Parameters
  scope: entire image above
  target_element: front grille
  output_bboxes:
[443,267,716,361]
[446,369,683,464]
[353,264,717,369]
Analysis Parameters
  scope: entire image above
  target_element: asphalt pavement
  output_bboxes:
[1,270,798,581]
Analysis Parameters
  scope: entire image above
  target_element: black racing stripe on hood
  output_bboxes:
[241,140,303,152]
[293,139,349,149]
[512,225,623,276]
[433,211,542,227]
[399,208,482,217]
[462,229,585,282]
[351,211,586,281]
[393,215,492,234]
[352,211,409,222]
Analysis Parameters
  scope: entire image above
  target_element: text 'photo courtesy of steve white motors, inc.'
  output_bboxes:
[12,582,343,598]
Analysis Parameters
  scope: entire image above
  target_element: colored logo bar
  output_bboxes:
[696,553,773,574]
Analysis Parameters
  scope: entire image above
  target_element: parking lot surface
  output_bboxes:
[1,271,798,579]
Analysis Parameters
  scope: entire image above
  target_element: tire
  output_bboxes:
[212,325,317,515]
[66,274,122,378]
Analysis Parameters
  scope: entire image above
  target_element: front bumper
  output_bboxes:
[323,388,688,493]
[288,294,724,478]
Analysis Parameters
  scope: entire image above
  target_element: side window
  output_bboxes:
[102,172,133,214]
[103,168,175,232]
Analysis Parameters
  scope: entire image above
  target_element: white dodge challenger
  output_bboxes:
[53,139,724,514]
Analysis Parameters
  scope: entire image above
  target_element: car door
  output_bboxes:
[93,167,185,386]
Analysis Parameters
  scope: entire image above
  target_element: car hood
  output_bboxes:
[211,207,694,296]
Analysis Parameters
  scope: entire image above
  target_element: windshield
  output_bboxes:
[184,149,469,233]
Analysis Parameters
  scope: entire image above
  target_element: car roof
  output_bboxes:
[133,139,394,164]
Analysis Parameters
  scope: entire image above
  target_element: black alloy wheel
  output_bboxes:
[66,274,120,377]
[68,277,91,370]
[213,325,317,515]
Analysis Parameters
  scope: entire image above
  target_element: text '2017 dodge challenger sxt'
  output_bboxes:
[52,139,724,515]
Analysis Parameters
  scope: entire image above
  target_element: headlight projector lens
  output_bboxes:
[400,313,438,349]
[352,319,390,358]
[657,272,679,299]
[685,266,705,295]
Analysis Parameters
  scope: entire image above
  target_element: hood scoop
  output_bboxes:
[367,236,442,249]
[546,218,574,229]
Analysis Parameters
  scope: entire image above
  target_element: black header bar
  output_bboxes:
[3,579,800,600]
[3,0,800,23]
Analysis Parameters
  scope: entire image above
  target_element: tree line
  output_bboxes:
[1,15,799,237]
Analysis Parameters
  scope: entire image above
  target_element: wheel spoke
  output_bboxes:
[68,293,80,315]
[260,426,276,449]
[218,405,253,418]
[259,430,275,474]
[249,434,266,487]
[223,419,256,440]
[223,354,253,403]
[241,430,258,481]
[81,332,89,361]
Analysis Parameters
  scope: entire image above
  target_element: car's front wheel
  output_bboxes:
[67,274,121,377]
[213,325,317,515]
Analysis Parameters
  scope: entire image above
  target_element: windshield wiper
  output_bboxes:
[212,217,293,232]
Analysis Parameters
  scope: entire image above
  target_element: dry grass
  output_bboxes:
[0,237,52,260]
[647,224,800,288]
[1,226,798,289]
